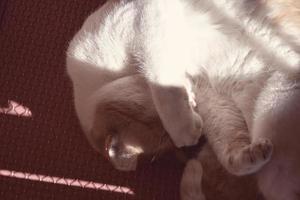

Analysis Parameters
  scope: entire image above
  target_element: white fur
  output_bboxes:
[67,1,300,198]
[67,0,299,146]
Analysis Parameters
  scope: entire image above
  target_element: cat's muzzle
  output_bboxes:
[105,134,143,171]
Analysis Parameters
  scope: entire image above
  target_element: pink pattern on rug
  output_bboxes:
[0,100,32,117]
[0,169,134,195]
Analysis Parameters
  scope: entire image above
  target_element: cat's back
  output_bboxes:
[67,0,138,72]
[66,0,143,133]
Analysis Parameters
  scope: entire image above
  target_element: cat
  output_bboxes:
[66,0,300,199]
[68,0,282,172]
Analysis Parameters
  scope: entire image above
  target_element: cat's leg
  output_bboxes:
[196,89,273,175]
[148,80,203,147]
[142,61,203,147]
[181,159,206,200]
[139,0,203,147]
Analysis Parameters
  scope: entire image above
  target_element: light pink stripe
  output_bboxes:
[0,169,134,195]
[0,100,32,117]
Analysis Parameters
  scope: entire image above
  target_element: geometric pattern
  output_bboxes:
[0,100,32,117]
[0,169,134,195]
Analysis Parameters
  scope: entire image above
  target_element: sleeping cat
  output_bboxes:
[67,0,300,199]
[68,0,288,173]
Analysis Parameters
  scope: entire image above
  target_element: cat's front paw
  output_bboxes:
[227,138,273,175]
[172,112,203,148]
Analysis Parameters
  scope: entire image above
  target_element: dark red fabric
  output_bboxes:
[0,1,183,199]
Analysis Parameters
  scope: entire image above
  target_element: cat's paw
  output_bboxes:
[249,138,273,162]
[172,112,203,148]
[228,138,273,175]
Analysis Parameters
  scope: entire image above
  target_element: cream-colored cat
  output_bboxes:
[67,0,297,173]
[67,0,300,199]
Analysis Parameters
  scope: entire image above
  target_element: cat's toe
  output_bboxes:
[250,138,273,163]
[233,138,273,175]
[170,112,203,148]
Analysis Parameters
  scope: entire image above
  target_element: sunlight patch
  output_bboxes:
[0,100,32,117]
[0,169,134,195]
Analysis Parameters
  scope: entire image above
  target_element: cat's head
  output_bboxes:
[87,75,175,171]
[91,101,175,171]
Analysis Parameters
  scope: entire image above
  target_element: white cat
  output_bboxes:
[67,0,300,199]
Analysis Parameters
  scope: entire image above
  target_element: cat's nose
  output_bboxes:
[105,135,141,171]
[107,137,121,158]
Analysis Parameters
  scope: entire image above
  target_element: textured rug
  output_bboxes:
[0,1,183,199]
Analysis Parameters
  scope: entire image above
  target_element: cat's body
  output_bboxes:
[67,0,300,199]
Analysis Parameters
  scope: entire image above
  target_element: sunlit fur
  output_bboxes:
[66,0,300,146]
[66,0,300,199]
